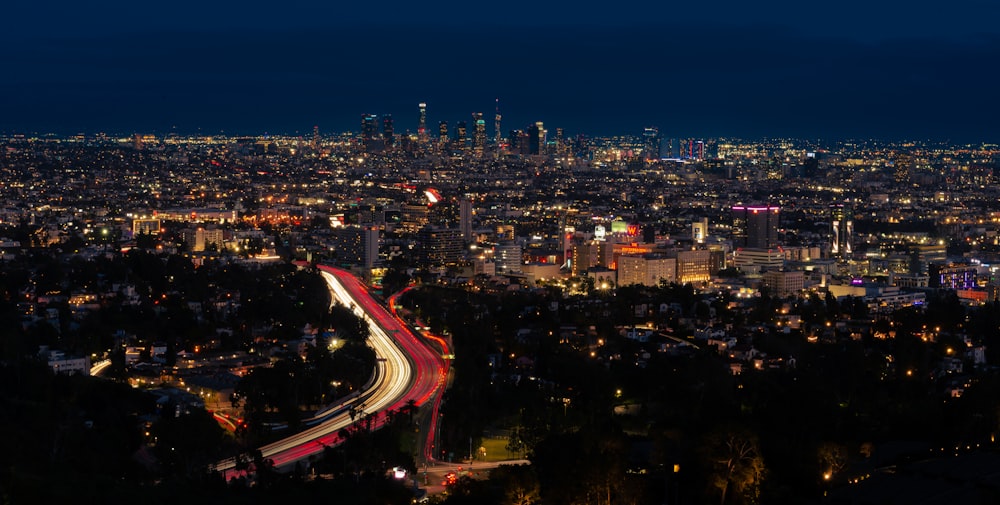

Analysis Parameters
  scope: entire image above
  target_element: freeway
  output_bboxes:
[213,265,445,475]
[387,287,451,462]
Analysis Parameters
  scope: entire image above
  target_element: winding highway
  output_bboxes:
[213,265,445,475]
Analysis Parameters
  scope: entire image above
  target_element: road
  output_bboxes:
[212,265,445,476]
[387,287,452,462]
[417,459,533,495]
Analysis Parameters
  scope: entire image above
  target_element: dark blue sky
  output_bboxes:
[3,1,1000,140]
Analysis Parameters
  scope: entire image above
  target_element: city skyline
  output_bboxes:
[4,1,1000,141]
[3,90,1000,503]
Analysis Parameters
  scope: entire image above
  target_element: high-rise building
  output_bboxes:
[438,121,449,145]
[336,225,380,269]
[692,217,709,243]
[676,249,712,284]
[643,127,661,161]
[509,130,529,155]
[454,121,468,150]
[618,253,676,287]
[400,203,431,232]
[494,98,502,147]
[572,241,600,276]
[361,114,381,152]
[311,125,319,150]
[732,205,780,249]
[912,244,947,274]
[459,198,473,243]
[527,122,545,155]
[472,112,486,157]
[382,114,394,147]
[686,139,706,160]
[563,225,575,268]
[181,227,224,252]
[361,226,379,268]
[417,102,428,142]
[496,242,523,274]
[831,204,853,259]
[361,113,378,140]
[354,199,379,225]
[417,226,464,265]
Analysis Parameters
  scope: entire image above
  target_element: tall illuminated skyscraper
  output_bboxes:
[643,127,661,161]
[732,205,780,249]
[494,98,502,146]
[472,112,486,157]
[382,114,394,147]
[831,204,853,258]
[686,139,705,160]
[438,121,449,145]
[460,197,473,242]
[361,114,378,151]
[527,122,545,155]
[417,102,428,142]
[454,121,468,150]
[361,114,378,139]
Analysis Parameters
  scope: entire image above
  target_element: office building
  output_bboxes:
[692,217,709,243]
[417,102,428,141]
[417,226,463,265]
[361,113,379,151]
[496,224,515,241]
[676,249,712,284]
[132,217,161,236]
[459,198,473,243]
[929,264,978,290]
[494,98,502,147]
[454,121,468,150]
[732,205,780,249]
[438,121,449,145]
[528,122,545,155]
[618,253,676,287]
[831,204,853,258]
[473,112,486,157]
[336,225,380,268]
[762,270,805,297]
[733,248,785,274]
[496,242,523,274]
[382,114,394,147]
[181,227,224,252]
[643,127,661,161]
[572,241,600,276]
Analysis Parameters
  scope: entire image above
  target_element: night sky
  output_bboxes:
[4,0,1000,140]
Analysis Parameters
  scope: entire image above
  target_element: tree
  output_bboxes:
[817,442,848,481]
[329,303,370,342]
[703,428,766,505]
[381,267,411,297]
[491,464,540,505]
